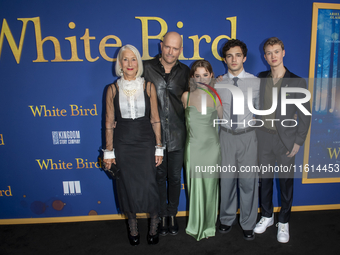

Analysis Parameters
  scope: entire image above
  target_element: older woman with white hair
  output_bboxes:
[102,44,163,246]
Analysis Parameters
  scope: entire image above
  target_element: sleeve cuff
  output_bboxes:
[155,146,165,156]
[103,149,115,159]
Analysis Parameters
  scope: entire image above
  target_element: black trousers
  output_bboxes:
[156,147,184,217]
[256,129,295,223]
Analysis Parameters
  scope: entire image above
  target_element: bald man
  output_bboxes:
[143,32,190,236]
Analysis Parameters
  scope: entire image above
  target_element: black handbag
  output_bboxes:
[104,163,120,179]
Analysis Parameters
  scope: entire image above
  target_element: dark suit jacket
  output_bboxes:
[257,68,311,152]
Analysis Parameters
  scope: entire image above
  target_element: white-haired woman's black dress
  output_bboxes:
[107,82,159,214]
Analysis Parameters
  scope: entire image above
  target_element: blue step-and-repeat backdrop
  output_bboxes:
[1,0,340,224]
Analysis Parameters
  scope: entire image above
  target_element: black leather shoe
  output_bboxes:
[219,224,232,233]
[147,232,159,245]
[159,216,169,236]
[128,232,140,246]
[168,215,179,235]
[148,217,159,245]
[243,230,255,241]
[127,219,140,246]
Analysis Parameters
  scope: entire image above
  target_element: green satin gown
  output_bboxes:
[184,105,221,241]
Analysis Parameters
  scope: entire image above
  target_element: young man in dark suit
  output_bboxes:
[254,37,311,243]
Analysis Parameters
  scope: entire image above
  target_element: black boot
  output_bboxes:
[159,216,169,236]
[147,217,160,245]
[168,215,178,235]
[128,219,140,246]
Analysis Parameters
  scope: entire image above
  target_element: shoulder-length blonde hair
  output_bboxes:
[115,44,143,78]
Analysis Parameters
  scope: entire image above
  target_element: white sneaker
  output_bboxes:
[254,214,274,234]
[277,222,289,243]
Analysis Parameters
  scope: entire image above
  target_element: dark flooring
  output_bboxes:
[1,210,339,255]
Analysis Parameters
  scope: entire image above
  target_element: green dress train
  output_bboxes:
[184,102,221,241]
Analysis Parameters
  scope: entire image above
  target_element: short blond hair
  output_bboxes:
[115,44,143,78]
[263,37,284,52]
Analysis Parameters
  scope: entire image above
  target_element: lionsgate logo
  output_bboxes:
[63,181,81,195]
[52,131,81,145]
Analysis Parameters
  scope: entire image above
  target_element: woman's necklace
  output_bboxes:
[120,78,138,97]
[122,88,137,97]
